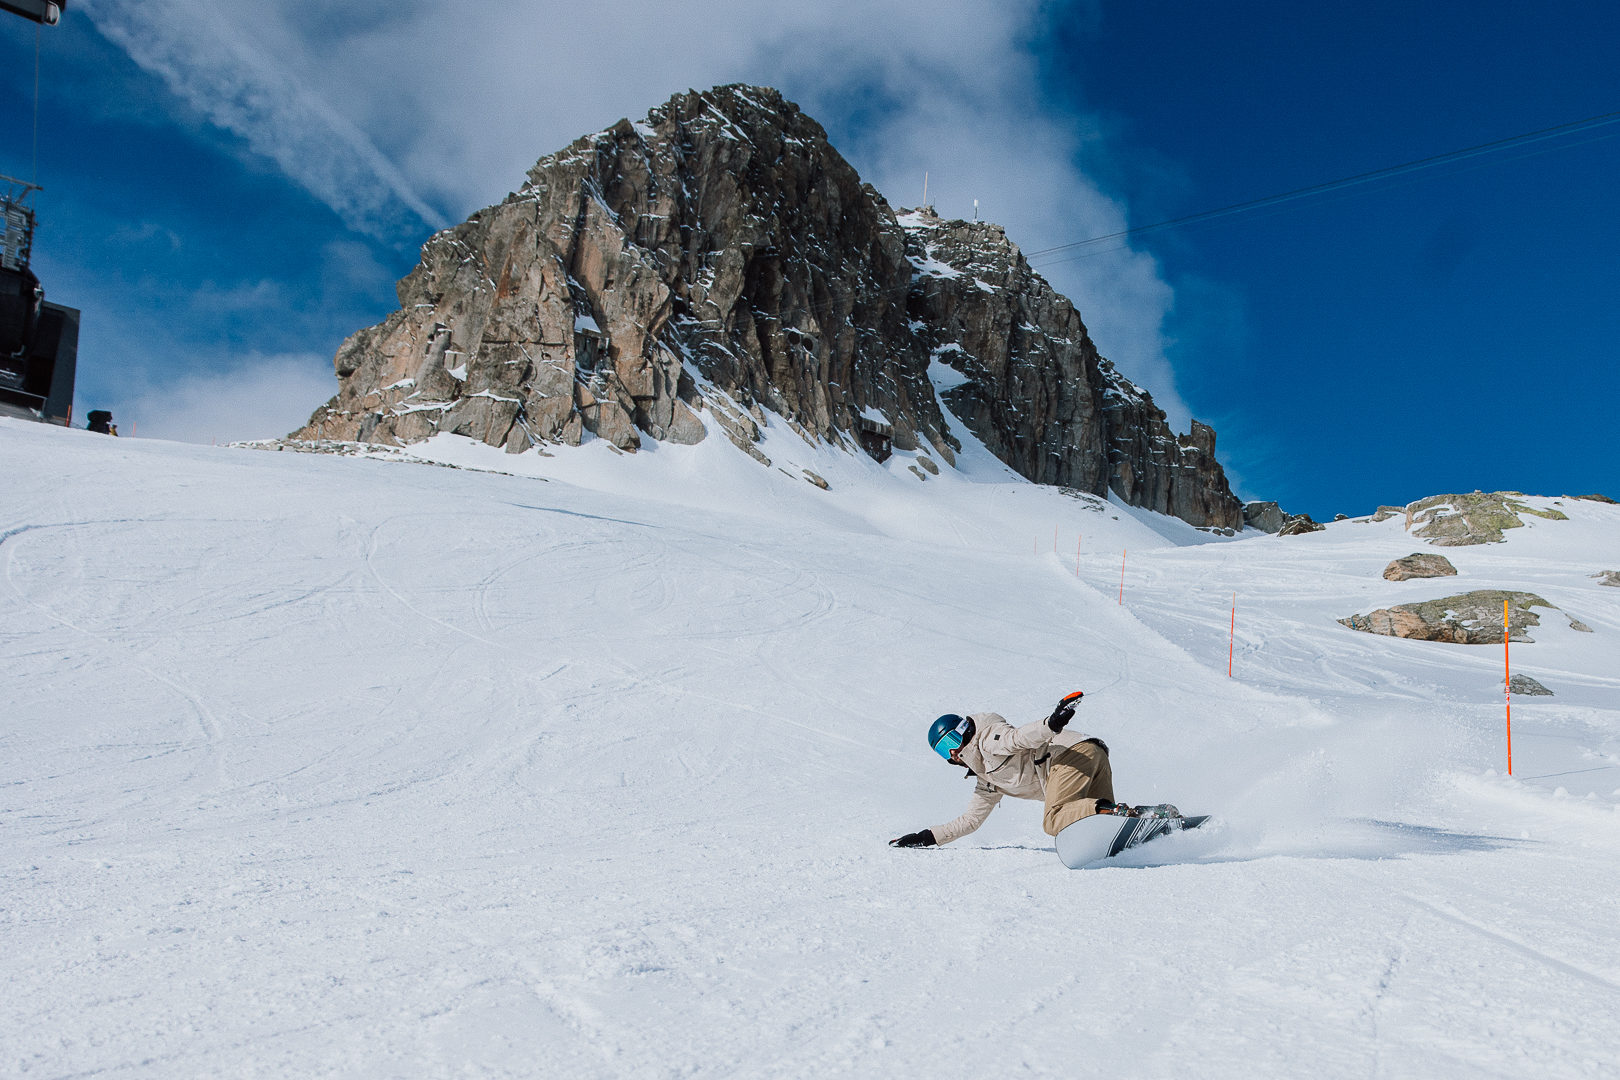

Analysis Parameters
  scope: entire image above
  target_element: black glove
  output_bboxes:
[890,830,936,848]
[1047,690,1082,732]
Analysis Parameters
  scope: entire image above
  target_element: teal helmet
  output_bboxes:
[928,714,974,760]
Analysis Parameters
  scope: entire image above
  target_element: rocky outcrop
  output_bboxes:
[1244,501,1286,533]
[900,210,1242,528]
[1243,500,1324,535]
[1504,674,1553,696]
[1338,590,1556,644]
[290,85,1244,529]
[1402,492,1567,546]
[1277,514,1326,536]
[1383,553,1457,581]
[1574,493,1616,504]
[1593,571,1620,587]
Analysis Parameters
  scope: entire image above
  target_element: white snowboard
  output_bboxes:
[1055,811,1209,869]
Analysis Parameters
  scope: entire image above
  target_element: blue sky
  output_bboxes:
[1,1,1614,517]
[1041,2,1620,515]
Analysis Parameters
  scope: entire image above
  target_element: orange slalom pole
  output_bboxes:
[1504,598,1513,775]
[1229,592,1236,677]
[1118,549,1126,605]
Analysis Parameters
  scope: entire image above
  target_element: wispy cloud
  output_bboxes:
[77,0,1199,431]
[77,0,446,241]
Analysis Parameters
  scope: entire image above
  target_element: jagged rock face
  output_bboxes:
[902,210,1242,529]
[1338,590,1556,644]
[290,85,1243,528]
[292,84,950,466]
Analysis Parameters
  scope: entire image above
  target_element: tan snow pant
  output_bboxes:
[1042,738,1115,836]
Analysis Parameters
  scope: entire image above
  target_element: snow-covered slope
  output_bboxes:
[4,416,1617,1078]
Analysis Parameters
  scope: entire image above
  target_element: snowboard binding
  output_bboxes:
[1097,802,1182,819]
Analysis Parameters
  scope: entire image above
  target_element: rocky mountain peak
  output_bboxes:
[899,205,1241,528]
[292,84,1243,529]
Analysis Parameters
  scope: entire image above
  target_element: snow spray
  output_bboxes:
[1119,549,1126,605]
[1504,598,1513,775]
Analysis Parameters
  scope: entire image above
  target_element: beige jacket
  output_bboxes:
[931,712,1085,844]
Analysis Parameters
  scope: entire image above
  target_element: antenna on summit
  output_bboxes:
[922,172,929,209]
[974,199,979,221]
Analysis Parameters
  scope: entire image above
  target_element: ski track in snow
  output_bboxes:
[2,417,1618,1078]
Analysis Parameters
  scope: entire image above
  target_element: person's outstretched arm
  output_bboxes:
[892,782,1003,847]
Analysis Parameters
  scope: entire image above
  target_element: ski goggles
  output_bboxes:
[932,728,964,761]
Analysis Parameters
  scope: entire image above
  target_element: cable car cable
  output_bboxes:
[681,106,1620,328]
[33,21,40,183]
[1029,126,1620,271]
[1023,107,1620,262]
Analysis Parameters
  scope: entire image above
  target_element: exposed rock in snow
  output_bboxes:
[1593,570,1620,587]
[1338,589,1559,644]
[1244,500,1322,535]
[1383,553,1458,581]
[1404,491,1567,546]
[290,85,1243,528]
[1244,500,1287,533]
[1278,513,1326,536]
[1504,673,1554,696]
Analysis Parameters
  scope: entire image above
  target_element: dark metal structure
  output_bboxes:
[0,0,62,25]
[856,415,893,463]
[1,1,77,425]
[0,175,76,424]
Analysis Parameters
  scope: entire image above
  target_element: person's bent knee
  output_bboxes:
[1044,797,1102,836]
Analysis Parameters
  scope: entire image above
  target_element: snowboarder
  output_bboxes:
[890,692,1125,848]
